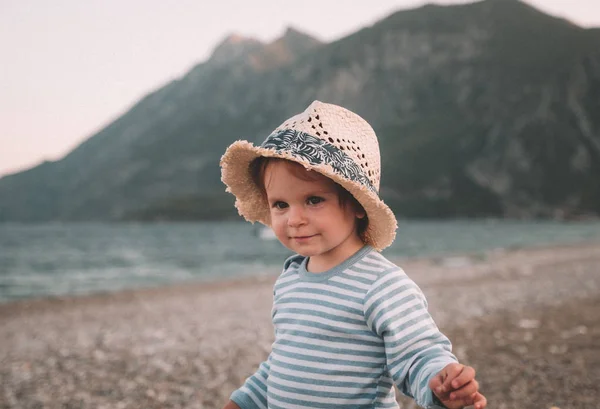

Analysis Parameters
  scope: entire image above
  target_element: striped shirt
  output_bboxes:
[231,246,456,409]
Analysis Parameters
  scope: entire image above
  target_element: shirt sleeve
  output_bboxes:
[364,269,457,409]
[231,262,289,409]
[230,354,272,409]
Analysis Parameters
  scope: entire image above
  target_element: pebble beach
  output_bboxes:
[1,242,599,409]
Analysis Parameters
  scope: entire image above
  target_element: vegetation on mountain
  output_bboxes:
[1,0,598,222]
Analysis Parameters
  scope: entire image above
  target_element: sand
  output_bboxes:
[1,242,599,409]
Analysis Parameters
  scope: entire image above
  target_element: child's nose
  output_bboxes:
[287,206,306,227]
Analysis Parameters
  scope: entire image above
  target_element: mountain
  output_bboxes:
[1,0,599,222]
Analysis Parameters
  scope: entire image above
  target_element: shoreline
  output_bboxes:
[0,271,280,318]
[1,239,598,313]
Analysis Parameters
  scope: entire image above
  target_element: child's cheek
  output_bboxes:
[270,214,286,235]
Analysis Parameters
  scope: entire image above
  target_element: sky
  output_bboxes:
[1,0,599,178]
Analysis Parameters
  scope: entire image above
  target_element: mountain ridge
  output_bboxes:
[1,0,598,222]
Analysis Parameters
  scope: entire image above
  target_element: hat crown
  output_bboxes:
[271,101,381,191]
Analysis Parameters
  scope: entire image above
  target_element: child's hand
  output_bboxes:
[429,363,487,409]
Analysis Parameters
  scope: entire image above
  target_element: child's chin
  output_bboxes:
[286,243,319,257]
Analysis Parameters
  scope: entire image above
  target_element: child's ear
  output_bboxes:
[352,200,366,220]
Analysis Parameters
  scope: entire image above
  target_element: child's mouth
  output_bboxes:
[292,235,317,241]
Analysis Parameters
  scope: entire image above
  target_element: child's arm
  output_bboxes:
[364,271,483,408]
[226,355,272,409]
[221,400,242,409]
[225,265,289,409]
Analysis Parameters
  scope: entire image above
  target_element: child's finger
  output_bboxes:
[472,392,488,409]
[441,364,464,392]
[448,380,479,400]
[449,365,475,390]
[428,372,443,390]
[428,372,446,397]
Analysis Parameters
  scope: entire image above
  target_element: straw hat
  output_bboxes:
[220,100,397,250]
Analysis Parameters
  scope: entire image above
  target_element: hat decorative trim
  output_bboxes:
[261,129,377,194]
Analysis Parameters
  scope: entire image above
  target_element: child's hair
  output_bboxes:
[250,157,369,239]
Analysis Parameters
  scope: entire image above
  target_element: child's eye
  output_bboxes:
[307,196,324,205]
[273,201,288,209]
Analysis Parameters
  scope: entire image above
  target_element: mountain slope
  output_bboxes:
[1,0,598,222]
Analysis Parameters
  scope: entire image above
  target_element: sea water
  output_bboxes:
[1,220,599,303]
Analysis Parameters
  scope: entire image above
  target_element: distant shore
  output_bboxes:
[1,242,599,408]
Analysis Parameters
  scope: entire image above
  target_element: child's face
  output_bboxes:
[263,160,364,270]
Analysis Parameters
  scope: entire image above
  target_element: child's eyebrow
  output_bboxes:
[266,195,286,203]
[304,188,336,195]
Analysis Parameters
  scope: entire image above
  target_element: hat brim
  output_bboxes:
[220,140,397,251]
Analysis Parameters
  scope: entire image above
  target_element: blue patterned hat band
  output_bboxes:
[261,129,378,194]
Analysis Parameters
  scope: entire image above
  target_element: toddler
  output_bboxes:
[219,101,486,409]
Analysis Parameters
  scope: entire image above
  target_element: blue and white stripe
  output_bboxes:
[231,246,456,409]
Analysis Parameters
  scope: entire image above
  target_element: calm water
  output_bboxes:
[1,220,599,303]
